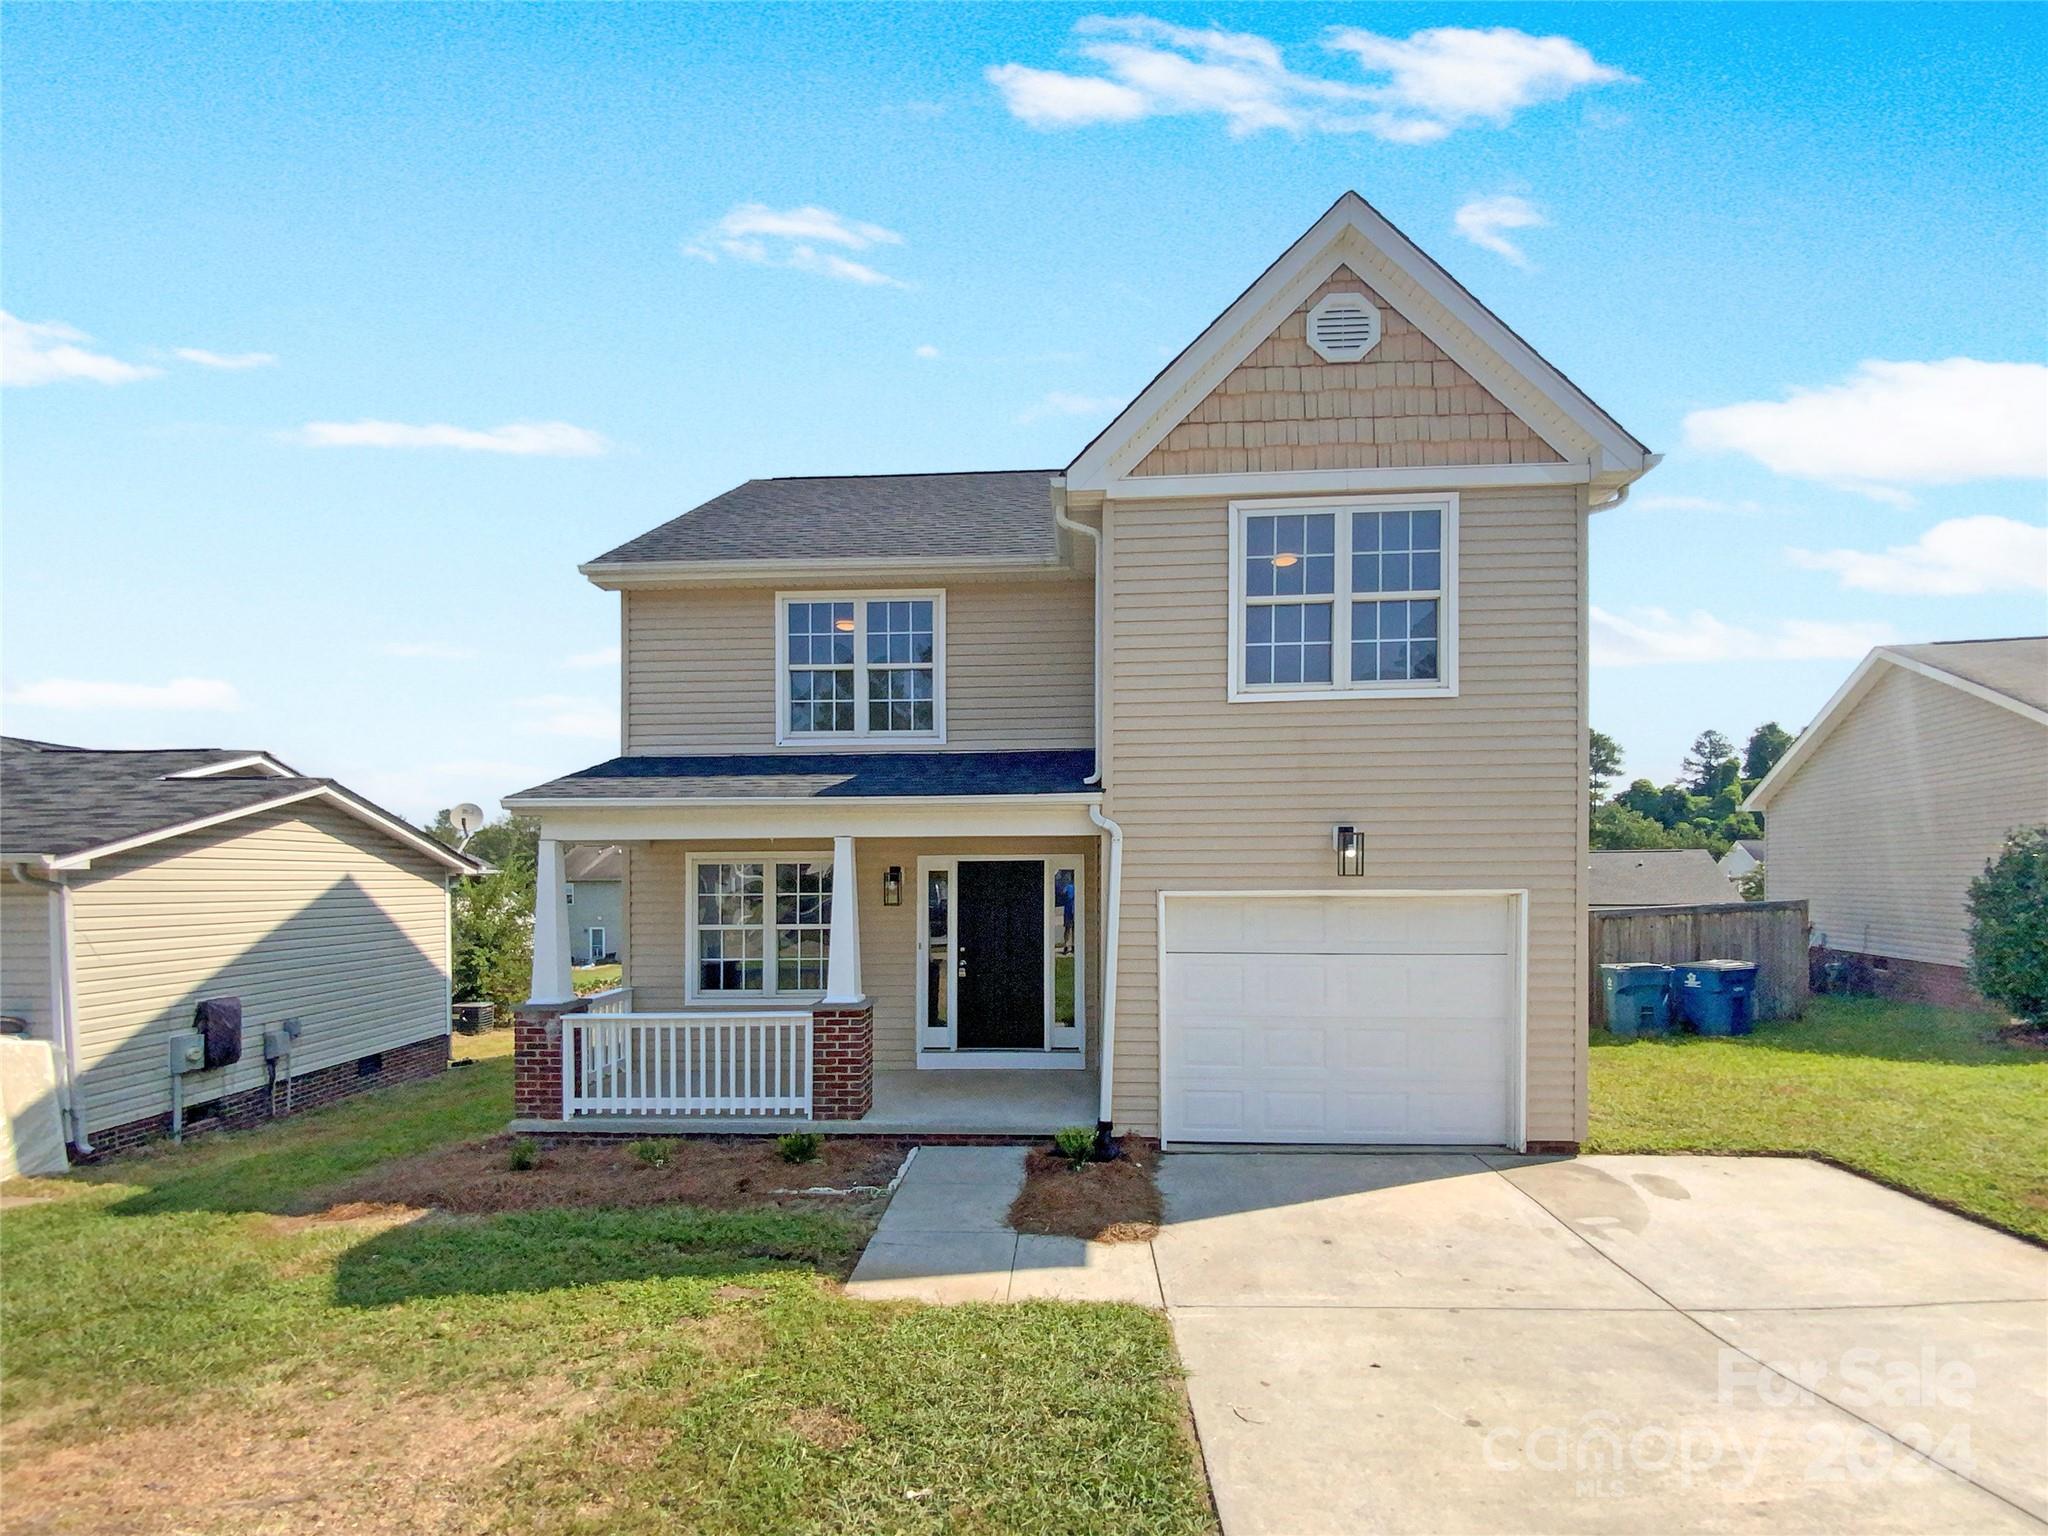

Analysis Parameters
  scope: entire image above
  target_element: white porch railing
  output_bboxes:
[581,985,634,1016]
[564,1012,812,1117]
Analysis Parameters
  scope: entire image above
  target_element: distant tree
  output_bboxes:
[424,811,542,1014]
[1590,801,1675,850]
[1743,721,1795,781]
[1736,864,1767,902]
[1966,826,2048,1031]
[1681,730,1739,795]
[1589,729,1623,805]
[1617,779,1663,820]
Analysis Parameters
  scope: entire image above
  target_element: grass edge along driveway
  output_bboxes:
[1589,995,2048,1243]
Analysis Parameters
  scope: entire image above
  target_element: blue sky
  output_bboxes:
[5,3,2044,818]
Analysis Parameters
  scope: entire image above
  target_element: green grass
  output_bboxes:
[1589,996,2048,1241]
[573,962,623,992]
[0,1033,1214,1535]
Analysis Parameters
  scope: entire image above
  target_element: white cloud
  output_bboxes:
[1590,607,1894,668]
[2,311,161,387]
[1684,360,2048,502]
[1786,515,2048,597]
[988,18,1628,143]
[914,344,942,360]
[1453,193,1547,268]
[381,641,478,660]
[563,645,621,669]
[4,676,242,711]
[683,203,908,287]
[174,347,278,370]
[295,420,610,457]
[1015,390,1126,425]
[517,693,618,740]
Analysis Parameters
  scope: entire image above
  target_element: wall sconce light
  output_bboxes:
[882,865,903,906]
[1333,825,1364,877]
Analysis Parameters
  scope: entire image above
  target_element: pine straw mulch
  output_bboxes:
[1006,1137,1163,1244]
[301,1135,906,1217]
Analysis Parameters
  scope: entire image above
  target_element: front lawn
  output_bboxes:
[0,1032,1214,1535]
[1589,996,2048,1242]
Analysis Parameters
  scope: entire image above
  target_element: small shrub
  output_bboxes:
[1967,825,2048,1030]
[1052,1125,1097,1167]
[506,1138,540,1172]
[628,1138,672,1168]
[776,1132,822,1164]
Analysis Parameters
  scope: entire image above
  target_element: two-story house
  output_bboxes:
[505,192,1655,1152]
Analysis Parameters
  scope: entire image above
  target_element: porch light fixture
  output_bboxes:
[1333,825,1364,877]
[882,865,903,905]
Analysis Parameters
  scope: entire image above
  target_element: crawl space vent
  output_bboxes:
[1306,293,1383,363]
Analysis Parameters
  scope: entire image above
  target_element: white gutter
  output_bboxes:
[9,863,91,1153]
[1052,478,1103,787]
[1088,804,1123,1137]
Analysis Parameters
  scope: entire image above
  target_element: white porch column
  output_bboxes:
[821,834,864,1003]
[528,838,575,1004]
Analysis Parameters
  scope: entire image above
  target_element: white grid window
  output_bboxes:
[778,593,944,742]
[1229,495,1458,701]
[694,858,833,999]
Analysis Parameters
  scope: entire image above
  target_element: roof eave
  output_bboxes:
[580,552,1074,591]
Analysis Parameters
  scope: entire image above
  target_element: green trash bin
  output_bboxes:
[1599,963,1673,1037]
[1673,961,1758,1036]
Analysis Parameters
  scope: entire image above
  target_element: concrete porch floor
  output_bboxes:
[509,1064,1097,1138]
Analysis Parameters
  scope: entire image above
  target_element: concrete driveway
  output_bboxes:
[1158,1153,2048,1536]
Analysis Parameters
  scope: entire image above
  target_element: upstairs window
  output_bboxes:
[1229,495,1458,701]
[778,593,944,743]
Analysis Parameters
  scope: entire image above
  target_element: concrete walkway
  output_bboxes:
[844,1145,1162,1305]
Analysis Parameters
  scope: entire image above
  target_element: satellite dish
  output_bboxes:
[451,803,485,837]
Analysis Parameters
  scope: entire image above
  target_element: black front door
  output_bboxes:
[955,860,1045,1049]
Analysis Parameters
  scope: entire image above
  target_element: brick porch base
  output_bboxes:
[811,1002,874,1119]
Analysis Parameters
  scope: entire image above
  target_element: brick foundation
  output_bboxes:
[513,999,588,1121]
[1811,947,1990,1011]
[81,1033,449,1161]
[1524,1140,1581,1156]
[810,1003,874,1120]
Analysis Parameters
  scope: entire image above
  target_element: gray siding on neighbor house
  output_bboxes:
[568,879,622,964]
[1100,484,1590,1142]
[1765,664,2048,969]
[622,576,1095,755]
[64,799,453,1137]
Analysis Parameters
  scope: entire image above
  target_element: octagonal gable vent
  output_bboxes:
[1306,292,1383,363]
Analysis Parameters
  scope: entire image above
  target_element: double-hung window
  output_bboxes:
[1229,495,1457,700]
[778,592,944,743]
[692,856,834,1000]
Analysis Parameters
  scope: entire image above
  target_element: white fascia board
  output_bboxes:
[47,786,483,874]
[514,796,1102,843]
[1066,192,1647,495]
[1105,461,1590,502]
[167,753,297,779]
[580,554,1072,591]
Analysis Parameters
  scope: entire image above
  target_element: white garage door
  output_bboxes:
[1161,893,1518,1146]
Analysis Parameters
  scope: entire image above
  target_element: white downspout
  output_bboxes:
[10,864,91,1153]
[1052,480,1103,787]
[1088,805,1122,1140]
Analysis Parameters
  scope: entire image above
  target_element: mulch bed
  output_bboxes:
[306,1136,905,1217]
[1006,1137,1163,1243]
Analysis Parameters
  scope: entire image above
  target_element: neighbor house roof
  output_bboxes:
[506,750,1099,805]
[1747,637,2048,811]
[564,846,624,881]
[1589,849,1740,908]
[582,470,1060,580]
[0,737,481,874]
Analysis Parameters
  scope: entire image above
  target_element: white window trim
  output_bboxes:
[1226,492,1459,703]
[774,590,947,747]
[683,850,836,1007]
[914,853,1086,1069]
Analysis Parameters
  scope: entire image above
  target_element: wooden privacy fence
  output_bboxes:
[1590,899,1811,1023]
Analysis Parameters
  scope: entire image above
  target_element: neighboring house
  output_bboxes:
[1718,839,1765,883]
[565,846,622,964]
[505,193,1656,1151]
[0,738,480,1156]
[1746,637,2048,1008]
[1589,849,1740,909]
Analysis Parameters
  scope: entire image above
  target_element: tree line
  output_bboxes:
[1589,722,1794,857]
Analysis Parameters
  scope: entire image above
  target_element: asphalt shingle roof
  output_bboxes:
[587,470,1060,566]
[507,750,1098,802]
[1589,849,1739,908]
[1887,637,2047,714]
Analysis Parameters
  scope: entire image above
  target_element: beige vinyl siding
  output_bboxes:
[1103,485,1588,1142]
[624,836,1101,1070]
[65,801,452,1137]
[622,577,1094,754]
[1764,665,2048,968]
[1,877,54,1031]
[1133,269,1564,478]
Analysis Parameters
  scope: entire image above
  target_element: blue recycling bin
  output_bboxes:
[1673,960,1759,1036]
[1599,963,1673,1037]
